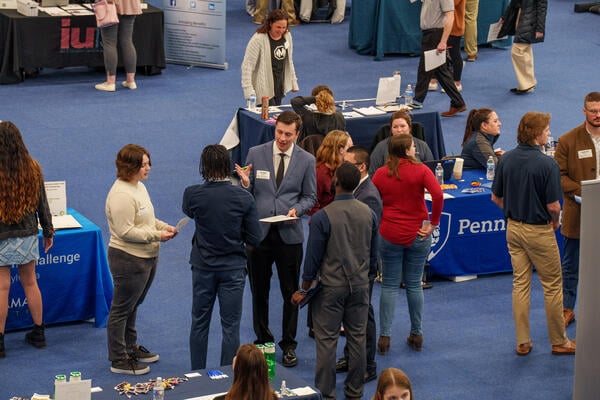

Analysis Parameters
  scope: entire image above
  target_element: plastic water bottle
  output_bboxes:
[248,91,256,111]
[435,162,444,185]
[153,377,164,400]
[404,84,413,106]
[545,136,555,157]
[486,156,495,181]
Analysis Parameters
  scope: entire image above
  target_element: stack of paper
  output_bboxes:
[352,106,386,116]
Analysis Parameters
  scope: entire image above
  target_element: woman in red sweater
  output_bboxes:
[372,135,443,355]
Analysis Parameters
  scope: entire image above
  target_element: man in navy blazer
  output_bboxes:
[235,111,316,367]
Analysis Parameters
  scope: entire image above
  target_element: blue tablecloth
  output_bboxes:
[92,364,321,400]
[426,170,562,277]
[349,0,511,60]
[6,208,113,331]
[232,107,445,166]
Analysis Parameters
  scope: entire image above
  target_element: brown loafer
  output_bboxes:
[441,105,467,117]
[516,340,533,356]
[563,308,575,328]
[466,54,478,62]
[552,339,576,355]
[407,334,423,351]
[378,336,390,355]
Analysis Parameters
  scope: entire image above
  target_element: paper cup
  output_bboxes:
[453,157,464,180]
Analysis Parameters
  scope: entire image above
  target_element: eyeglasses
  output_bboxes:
[585,108,600,115]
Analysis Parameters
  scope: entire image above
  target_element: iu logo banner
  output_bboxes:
[427,212,451,262]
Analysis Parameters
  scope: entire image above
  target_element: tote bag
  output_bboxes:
[93,0,119,28]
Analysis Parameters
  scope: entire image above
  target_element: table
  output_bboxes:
[0,5,166,84]
[349,0,511,60]
[6,209,113,331]
[425,170,562,277]
[230,107,445,166]
[92,364,321,400]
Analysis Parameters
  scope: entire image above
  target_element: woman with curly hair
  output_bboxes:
[0,121,54,358]
[373,368,413,400]
[308,129,353,215]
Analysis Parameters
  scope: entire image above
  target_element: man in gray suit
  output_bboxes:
[235,111,316,367]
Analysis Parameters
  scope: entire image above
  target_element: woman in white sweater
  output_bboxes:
[241,9,299,106]
[105,144,177,375]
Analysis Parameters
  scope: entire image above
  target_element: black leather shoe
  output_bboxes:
[364,370,378,383]
[510,86,535,94]
[336,358,348,373]
[282,348,298,367]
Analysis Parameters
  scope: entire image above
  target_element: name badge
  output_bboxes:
[256,170,270,180]
[578,149,593,159]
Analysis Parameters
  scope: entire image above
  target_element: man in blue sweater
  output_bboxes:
[182,144,262,370]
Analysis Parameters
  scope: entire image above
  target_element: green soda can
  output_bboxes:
[264,342,276,380]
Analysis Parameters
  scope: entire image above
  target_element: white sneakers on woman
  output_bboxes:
[121,81,137,90]
[94,81,137,91]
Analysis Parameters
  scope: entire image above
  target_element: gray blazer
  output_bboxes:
[245,141,317,244]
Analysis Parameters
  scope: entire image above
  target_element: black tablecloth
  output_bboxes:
[232,107,445,166]
[0,5,165,84]
[92,364,321,400]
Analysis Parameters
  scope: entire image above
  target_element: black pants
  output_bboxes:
[247,225,303,351]
[414,28,465,108]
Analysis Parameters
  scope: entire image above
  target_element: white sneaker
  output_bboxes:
[428,82,438,91]
[95,82,115,92]
[121,81,137,90]
[441,83,463,93]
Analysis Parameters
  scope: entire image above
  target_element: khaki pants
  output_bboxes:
[511,42,537,90]
[464,0,479,56]
[253,0,296,24]
[506,219,568,346]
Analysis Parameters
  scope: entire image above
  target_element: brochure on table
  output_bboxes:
[43,181,82,229]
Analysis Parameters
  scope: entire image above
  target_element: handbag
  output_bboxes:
[93,0,119,28]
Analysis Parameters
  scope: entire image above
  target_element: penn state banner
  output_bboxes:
[162,0,228,69]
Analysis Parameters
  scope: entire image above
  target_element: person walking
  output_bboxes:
[0,121,54,358]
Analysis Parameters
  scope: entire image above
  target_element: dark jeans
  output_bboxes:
[561,237,580,310]
[414,28,465,108]
[106,247,157,362]
[247,225,303,351]
[190,266,247,370]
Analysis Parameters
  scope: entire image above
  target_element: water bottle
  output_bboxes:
[404,84,413,106]
[545,136,555,157]
[486,156,495,181]
[248,91,256,111]
[153,377,164,400]
[435,162,444,185]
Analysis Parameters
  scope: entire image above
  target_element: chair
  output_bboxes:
[368,121,425,153]
[300,134,324,157]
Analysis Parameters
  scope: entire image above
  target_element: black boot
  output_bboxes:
[0,333,5,358]
[25,324,46,348]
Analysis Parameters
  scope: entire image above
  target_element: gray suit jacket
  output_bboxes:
[354,177,382,224]
[245,141,317,244]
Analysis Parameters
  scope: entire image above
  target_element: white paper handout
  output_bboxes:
[352,106,386,116]
[176,217,191,231]
[487,22,508,42]
[259,215,299,223]
[44,181,67,216]
[424,49,446,72]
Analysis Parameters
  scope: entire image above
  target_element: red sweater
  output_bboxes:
[308,163,335,215]
[372,159,444,246]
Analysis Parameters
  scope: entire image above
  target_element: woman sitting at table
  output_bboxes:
[372,368,413,400]
[460,108,504,169]
[372,134,443,355]
[215,344,277,400]
[291,85,346,142]
[308,129,353,215]
[369,110,434,175]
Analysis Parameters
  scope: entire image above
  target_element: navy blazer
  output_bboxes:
[245,141,317,244]
[354,177,383,224]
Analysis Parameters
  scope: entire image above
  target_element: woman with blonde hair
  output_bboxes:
[225,344,277,400]
[308,129,353,215]
[373,368,413,400]
[0,121,54,357]
[291,85,345,142]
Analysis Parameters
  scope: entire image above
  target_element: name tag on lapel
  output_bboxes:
[578,149,593,159]
[256,170,270,180]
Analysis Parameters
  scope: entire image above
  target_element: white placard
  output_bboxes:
[44,181,67,216]
[424,48,446,72]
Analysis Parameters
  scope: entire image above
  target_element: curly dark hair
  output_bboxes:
[0,121,42,224]
[201,144,231,181]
